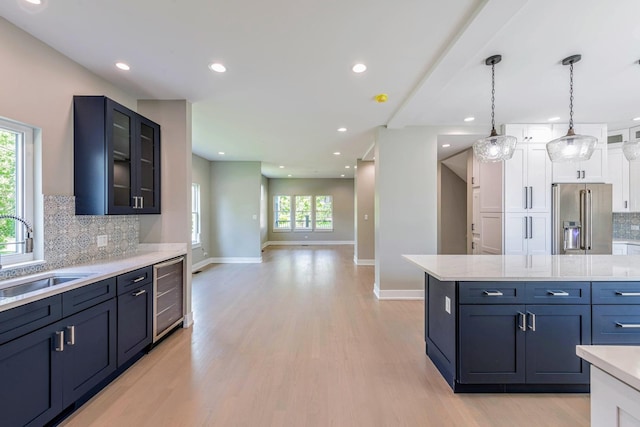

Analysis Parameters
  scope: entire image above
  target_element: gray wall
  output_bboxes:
[191,154,212,265]
[439,164,467,254]
[261,175,269,247]
[210,161,262,259]
[355,160,375,261]
[267,178,354,242]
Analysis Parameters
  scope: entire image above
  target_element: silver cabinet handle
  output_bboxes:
[616,322,640,328]
[153,256,185,269]
[523,217,528,240]
[132,275,146,283]
[483,290,503,296]
[66,325,75,345]
[547,290,569,296]
[55,331,65,352]
[615,292,640,296]
[582,170,585,179]
[132,289,147,297]
[625,201,629,209]
[529,186,533,210]
[518,311,526,332]
[139,196,144,209]
[527,311,536,331]
[528,216,533,239]
[577,170,581,179]
[471,223,475,231]
[524,187,528,210]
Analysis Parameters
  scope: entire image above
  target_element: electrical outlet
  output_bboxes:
[445,296,451,314]
[97,235,108,247]
[632,225,640,231]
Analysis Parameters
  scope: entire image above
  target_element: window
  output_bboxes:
[191,183,200,246]
[0,118,34,264]
[294,195,312,230]
[315,195,333,231]
[273,195,291,230]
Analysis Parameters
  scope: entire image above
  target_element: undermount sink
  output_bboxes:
[0,274,92,299]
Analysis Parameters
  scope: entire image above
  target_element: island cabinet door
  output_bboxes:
[458,305,526,384]
[524,305,591,384]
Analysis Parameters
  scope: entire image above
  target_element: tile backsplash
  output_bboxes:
[0,195,138,279]
[613,212,640,240]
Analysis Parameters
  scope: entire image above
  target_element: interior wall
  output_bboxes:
[355,160,375,262]
[440,164,467,254]
[191,154,211,265]
[267,178,355,243]
[210,161,262,259]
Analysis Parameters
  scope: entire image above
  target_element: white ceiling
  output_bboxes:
[2,0,640,177]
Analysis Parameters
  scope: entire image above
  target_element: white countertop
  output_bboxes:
[403,254,640,281]
[613,239,640,246]
[576,345,640,391]
[0,245,186,313]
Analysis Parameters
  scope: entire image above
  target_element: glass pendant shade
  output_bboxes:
[546,128,597,162]
[623,139,640,161]
[473,129,517,162]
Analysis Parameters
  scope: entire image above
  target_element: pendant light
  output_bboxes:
[622,139,640,161]
[546,55,597,162]
[472,55,517,163]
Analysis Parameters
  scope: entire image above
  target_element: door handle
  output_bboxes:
[132,289,147,297]
[66,325,75,345]
[529,187,533,210]
[139,196,144,209]
[527,311,536,331]
[547,290,569,296]
[517,312,526,332]
[483,290,503,296]
[625,201,629,209]
[524,187,528,209]
[577,170,581,179]
[132,197,138,209]
[615,322,640,328]
[55,331,64,352]
[581,170,585,179]
[529,216,533,240]
[523,217,528,239]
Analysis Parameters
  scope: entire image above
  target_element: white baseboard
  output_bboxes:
[353,257,374,266]
[183,311,194,328]
[209,257,263,264]
[265,240,354,246]
[261,241,269,250]
[191,258,213,273]
[374,289,424,300]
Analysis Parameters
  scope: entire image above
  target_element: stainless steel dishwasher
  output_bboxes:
[153,256,185,342]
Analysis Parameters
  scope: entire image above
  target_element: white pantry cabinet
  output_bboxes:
[503,213,550,256]
[551,124,608,183]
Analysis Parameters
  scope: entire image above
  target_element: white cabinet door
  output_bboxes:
[472,188,480,234]
[582,147,606,182]
[526,124,552,142]
[480,212,502,254]
[504,213,527,255]
[612,243,628,255]
[630,162,640,212]
[608,146,629,212]
[527,144,552,212]
[472,153,480,187]
[472,235,481,254]
[551,124,607,183]
[627,244,640,255]
[552,160,583,183]
[479,161,503,212]
[528,213,551,255]
[504,145,527,212]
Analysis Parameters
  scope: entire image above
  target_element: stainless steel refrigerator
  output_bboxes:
[552,183,612,254]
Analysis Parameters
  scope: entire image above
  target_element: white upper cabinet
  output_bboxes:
[551,123,607,183]
[504,142,552,213]
[503,124,552,143]
[608,143,629,212]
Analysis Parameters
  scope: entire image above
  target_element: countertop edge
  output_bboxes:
[576,345,640,392]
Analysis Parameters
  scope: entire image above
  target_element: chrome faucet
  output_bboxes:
[0,214,34,270]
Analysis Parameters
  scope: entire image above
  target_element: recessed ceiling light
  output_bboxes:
[548,116,561,122]
[279,165,284,169]
[463,117,475,122]
[24,0,42,4]
[354,165,357,169]
[341,174,345,177]
[287,174,292,177]
[634,117,640,121]
[442,144,451,148]
[218,151,225,155]
[337,127,347,132]
[333,152,341,155]
[345,166,350,169]
[352,63,367,73]
[115,62,130,71]
[209,63,226,73]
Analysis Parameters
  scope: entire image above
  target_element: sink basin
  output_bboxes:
[0,274,91,299]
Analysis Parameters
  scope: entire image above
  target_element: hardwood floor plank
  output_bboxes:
[61,246,589,426]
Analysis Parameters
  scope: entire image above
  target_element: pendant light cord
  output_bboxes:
[491,62,496,133]
[569,62,574,131]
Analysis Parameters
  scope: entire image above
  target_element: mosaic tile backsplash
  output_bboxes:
[613,212,640,240]
[0,195,139,279]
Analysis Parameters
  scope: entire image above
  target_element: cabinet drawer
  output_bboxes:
[62,277,116,317]
[592,305,640,344]
[0,296,62,345]
[524,282,590,304]
[459,282,525,304]
[117,266,152,295]
[592,282,640,304]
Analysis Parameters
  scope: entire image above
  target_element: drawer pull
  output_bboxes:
[547,290,569,296]
[517,312,526,332]
[66,325,75,346]
[132,275,146,283]
[616,322,640,328]
[615,292,640,296]
[527,311,536,332]
[55,331,64,352]
[132,289,147,297]
[483,290,503,296]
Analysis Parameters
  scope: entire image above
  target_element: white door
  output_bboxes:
[504,213,527,255]
[472,188,480,234]
[528,213,551,255]
[504,145,527,212]
[480,212,502,254]
[479,161,503,212]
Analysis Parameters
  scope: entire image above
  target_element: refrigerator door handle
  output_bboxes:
[586,189,593,251]
[552,185,560,254]
[579,190,587,250]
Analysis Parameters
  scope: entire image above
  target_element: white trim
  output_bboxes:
[353,257,374,266]
[264,240,354,246]
[261,241,270,250]
[191,258,213,273]
[210,257,263,264]
[182,311,194,328]
[374,289,424,300]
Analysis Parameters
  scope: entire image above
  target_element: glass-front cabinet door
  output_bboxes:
[135,117,160,213]
[110,107,133,211]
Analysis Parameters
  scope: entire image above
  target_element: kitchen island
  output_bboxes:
[404,254,640,393]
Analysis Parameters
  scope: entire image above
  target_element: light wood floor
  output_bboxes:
[62,246,589,426]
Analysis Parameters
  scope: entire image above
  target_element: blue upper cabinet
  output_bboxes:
[74,96,161,215]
